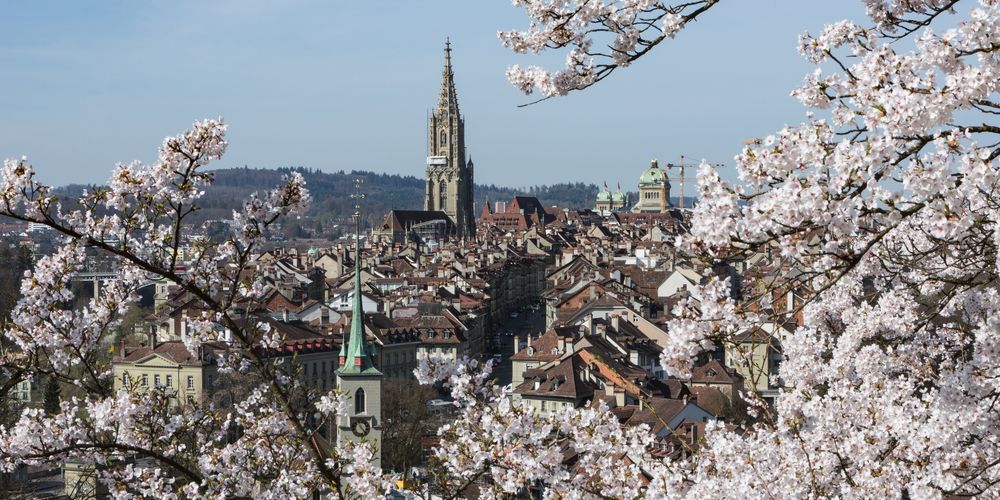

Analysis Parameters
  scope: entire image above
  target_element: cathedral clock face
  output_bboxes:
[351,417,371,437]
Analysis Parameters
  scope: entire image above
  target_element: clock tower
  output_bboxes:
[336,179,383,470]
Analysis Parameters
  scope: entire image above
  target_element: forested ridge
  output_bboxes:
[55,167,616,226]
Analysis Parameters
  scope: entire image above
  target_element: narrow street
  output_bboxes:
[490,306,545,388]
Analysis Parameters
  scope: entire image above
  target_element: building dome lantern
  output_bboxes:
[639,158,668,186]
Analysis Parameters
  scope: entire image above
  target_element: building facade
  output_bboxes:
[595,183,628,214]
[632,159,672,213]
[425,39,475,238]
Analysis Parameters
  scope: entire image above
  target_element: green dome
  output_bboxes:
[640,164,666,185]
[611,191,626,202]
[596,189,612,202]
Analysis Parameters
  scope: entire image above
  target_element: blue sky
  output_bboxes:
[0,1,866,188]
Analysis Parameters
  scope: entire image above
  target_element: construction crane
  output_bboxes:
[665,155,725,209]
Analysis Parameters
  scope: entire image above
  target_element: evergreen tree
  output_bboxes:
[43,377,60,416]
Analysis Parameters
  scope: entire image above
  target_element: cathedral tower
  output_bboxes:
[425,39,475,237]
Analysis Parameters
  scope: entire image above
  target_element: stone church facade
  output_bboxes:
[425,39,475,238]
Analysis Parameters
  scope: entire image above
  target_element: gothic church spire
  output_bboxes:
[425,38,475,237]
[437,37,459,116]
[338,178,378,374]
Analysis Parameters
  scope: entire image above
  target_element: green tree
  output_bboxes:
[381,380,438,480]
[43,377,60,416]
[204,221,230,244]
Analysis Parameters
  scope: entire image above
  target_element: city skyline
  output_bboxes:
[2,1,862,188]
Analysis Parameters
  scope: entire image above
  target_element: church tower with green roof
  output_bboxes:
[336,178,382,470]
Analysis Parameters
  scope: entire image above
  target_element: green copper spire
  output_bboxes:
[339,178,380,375]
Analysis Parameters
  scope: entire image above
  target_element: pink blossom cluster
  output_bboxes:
[500,1,714,96]
[0,120,372,497]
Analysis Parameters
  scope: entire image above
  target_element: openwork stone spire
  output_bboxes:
[438,37,459,115]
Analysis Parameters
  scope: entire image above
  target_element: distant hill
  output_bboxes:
[54,167,613,229]
[205,167,612,222]
[53,167,699,235]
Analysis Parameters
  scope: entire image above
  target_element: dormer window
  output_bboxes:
[706,368,717,377]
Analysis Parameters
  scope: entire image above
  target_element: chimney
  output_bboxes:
[119,337,126,358]
[611,314,620,332]
[557,335,566,354]
[148,325,157,350]
[282,308,289,322]
[321,306,329,325]
[513,335,521,354]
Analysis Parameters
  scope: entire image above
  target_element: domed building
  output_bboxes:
[595,183,628,214]
[595,185,612,213]
[611,188,627,210]
[632,159,671,213]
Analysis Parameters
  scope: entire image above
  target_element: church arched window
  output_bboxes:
[439,183,448,210]
[355,388,366,414]
[440,130,447,147]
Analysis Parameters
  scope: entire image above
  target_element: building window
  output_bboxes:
[123,373,130,385]
[187,376,194,389]
[166,375,173,387]
[439,183,447,210]
[154,375,161,387]
[541,400,547,412]
[355,388,366,415]
[440,130,447,147]
[142,374,148,386]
